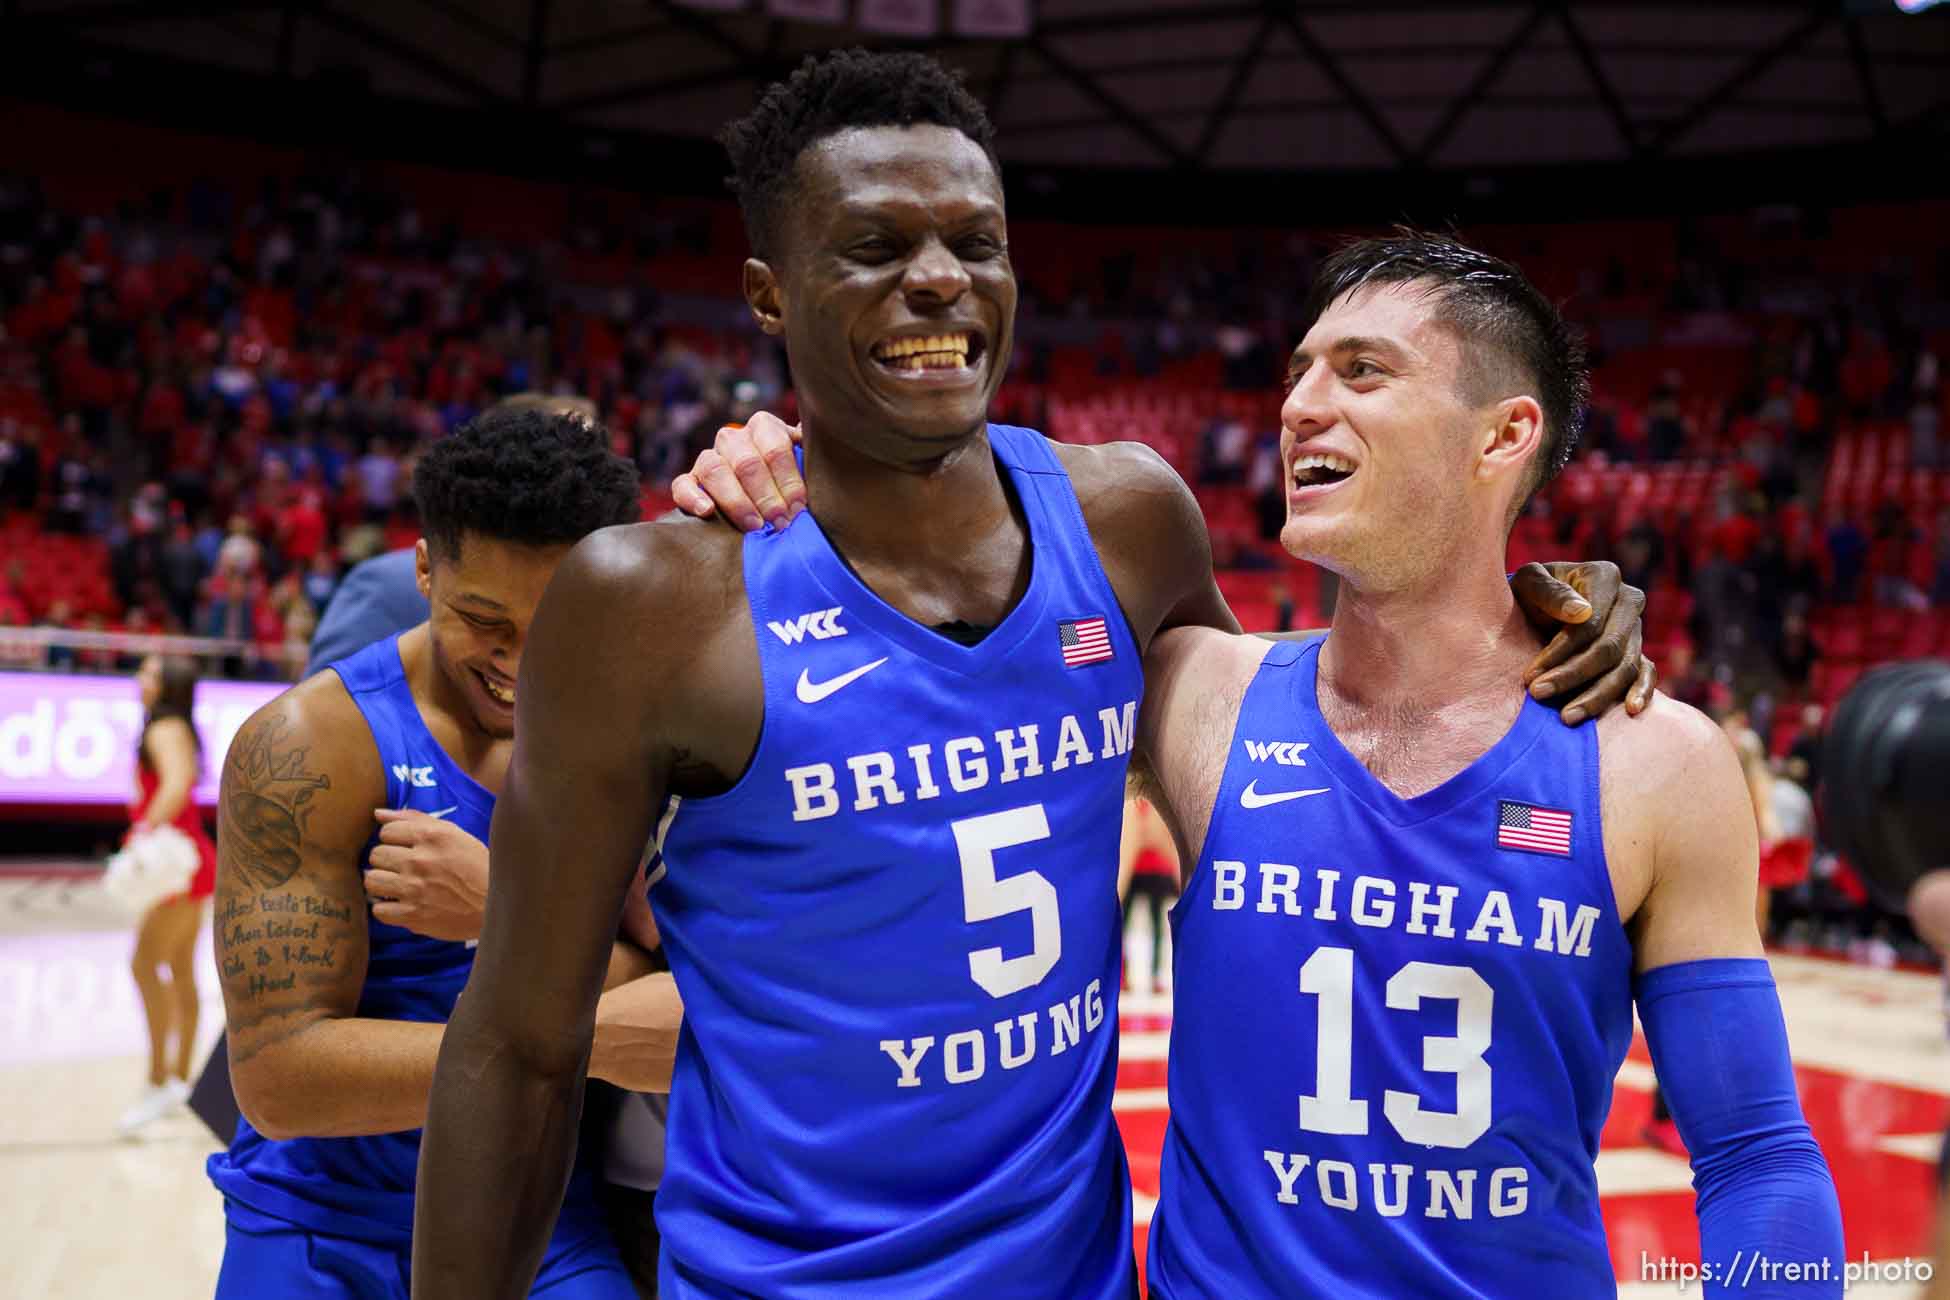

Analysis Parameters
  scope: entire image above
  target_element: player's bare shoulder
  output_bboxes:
[219,669,385,892]
[1051,438,1214,643]
[1596,691,1750,922]
[544,515,762,790]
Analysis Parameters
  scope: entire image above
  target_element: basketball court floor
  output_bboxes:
[4,868,1942,1298]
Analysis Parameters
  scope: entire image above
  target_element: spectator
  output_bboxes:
[1825,514,1868,604]
[355,436,402,521]
[301,549,341,617]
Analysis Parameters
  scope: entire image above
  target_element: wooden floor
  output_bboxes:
[4,868,1944,1298]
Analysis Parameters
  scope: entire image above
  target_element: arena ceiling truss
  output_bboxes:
[3,0,1947,174]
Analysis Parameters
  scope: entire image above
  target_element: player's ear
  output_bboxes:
[1477,395,1543,484]
[414,538,433,599]
[744,259,785,337]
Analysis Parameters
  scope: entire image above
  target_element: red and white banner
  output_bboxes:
[0,672,284,807]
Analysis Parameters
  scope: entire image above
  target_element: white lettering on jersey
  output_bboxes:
[1533,899,1601,957]
[1208,863,1603,961]
[878,1035,935,1087]
[1213,861,1247,910]
[1050,713,1095,772]
[1257,863,1303,915]
[777,698,1137,821]
[1243,740,1311,767]
[1465,890,1523,946]
[785,763,839,821]
[1264,1151,1310,1204]
[767,607,847,645]
[847,751,905,811]
[391,764,436,788]
[1351,876,1396,928]
[1405,881,1460,938]
[1261,1152,1533,1221]
[1098,702,1135,759]
[944,737,988,792]
[875,978,1103,1089]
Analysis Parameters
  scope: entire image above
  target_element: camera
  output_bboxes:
[1818,660,1950,914]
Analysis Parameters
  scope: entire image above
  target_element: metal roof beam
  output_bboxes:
[522,0,551,106]
[1026,36,1194,167]
[1283,10,1413,168]
[549,19,665,59]
[551,62,750,115]
[643,0,766,78]
[406,0,524,54]
[1556,2,1640,158]
[1643,4,1832,157]
[1843,16,1889,139]
[1413,1,1551,166]
[306,1,511,105]
[1193,13,1276,166]
[12,0,279,29]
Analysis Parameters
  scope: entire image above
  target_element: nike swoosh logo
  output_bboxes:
[1239,781,1330,809]
[796,657,888,704]
[427,806,459,820]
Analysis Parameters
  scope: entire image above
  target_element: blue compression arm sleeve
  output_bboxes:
[1637,959,1844,1297]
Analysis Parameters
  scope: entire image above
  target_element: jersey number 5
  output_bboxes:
[953,806,1061,998]
[1296,945,1493,1149]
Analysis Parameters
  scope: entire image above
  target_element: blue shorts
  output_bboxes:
[215,1203,638,1300]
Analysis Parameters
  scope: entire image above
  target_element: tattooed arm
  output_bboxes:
[217,675,445,1139]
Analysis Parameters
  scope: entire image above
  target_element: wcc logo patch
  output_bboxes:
[768,607,847,645]
[1242,740,1310,767]
[392,764,437,789]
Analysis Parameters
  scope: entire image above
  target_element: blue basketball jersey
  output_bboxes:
[1148,639,1633,1299]
[648,424,1142,1299]
[208,633,611,1261]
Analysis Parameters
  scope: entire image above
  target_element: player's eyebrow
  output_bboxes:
[452,592,509,613]
[1288,336,1410,374]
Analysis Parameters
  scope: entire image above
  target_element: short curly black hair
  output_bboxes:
[413,405,641,561]
[720,47,998,262]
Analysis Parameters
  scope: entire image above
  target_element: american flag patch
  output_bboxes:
[1058,616,1113,667]
[1497,801,1573,856]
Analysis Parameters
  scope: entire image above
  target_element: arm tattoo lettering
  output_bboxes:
[221,712,333,890]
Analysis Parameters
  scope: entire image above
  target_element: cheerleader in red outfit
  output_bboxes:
[117,655,217,1135]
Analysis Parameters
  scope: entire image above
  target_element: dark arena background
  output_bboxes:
[1,1,1947,1295]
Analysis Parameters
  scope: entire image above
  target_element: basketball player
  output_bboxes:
[1131,234,1843,1295]
[206,405,652,1298]
[412,53,1649,1299]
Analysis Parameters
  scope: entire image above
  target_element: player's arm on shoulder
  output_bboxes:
[417,522,697,1298]
[1605,694,1844,1291]
[215,677,442,1139]
[1062,440,1240,648]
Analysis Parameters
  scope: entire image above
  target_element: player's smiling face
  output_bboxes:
[750,124,1015,467]
[1277,280,1482,588]
[416,532,572,740]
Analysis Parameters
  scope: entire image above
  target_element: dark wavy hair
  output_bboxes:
[412,405,641,562]
[1297,229,1589,514]
[139,655,201,765]
[720,47,998,262]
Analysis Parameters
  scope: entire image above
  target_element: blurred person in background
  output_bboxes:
[1736,729,1784,939]
[1117,793,1180,998]
[118,654,217,1135]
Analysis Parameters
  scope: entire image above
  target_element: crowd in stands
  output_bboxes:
[1,124,1946,956]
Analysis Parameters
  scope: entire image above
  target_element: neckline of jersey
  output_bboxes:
[780,429,1056,678]
[1291,637,1555,828]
